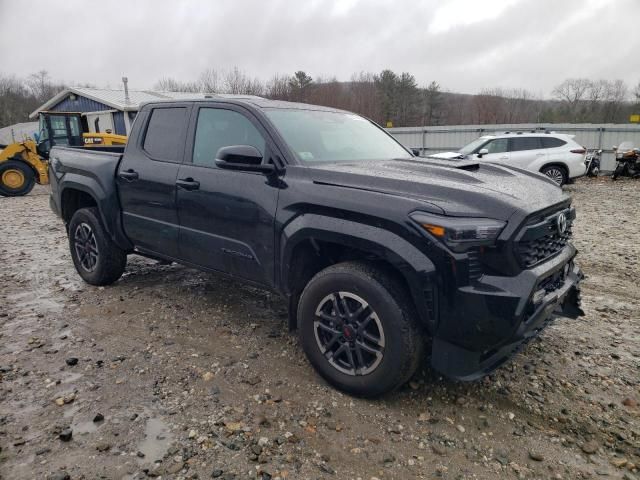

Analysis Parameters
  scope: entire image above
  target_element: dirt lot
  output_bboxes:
[0,179,639,480]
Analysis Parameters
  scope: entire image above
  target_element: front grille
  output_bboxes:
[515,208,573,268]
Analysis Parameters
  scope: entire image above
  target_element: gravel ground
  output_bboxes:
[0,179,638,480]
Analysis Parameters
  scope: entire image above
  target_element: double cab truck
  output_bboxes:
[49,96,584,397]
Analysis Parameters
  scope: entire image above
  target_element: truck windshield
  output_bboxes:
[265,109,411,163]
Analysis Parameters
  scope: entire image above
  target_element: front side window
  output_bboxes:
[143,107,187,161]
[265,109,411,163]
[509,137,542,152]
[485,138,508,154]
[192,108,265,167]
[459,137,492,155]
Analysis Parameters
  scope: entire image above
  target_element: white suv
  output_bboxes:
[432,132,587,186]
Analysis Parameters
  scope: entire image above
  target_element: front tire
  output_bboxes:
[298,262,424,397]
[0,160,35,197]
[68,207,127,286]
[541,165,568,186]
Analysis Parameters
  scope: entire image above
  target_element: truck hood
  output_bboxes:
[307,158,568,220]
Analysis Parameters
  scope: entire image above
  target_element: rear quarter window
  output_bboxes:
[143,107,187,162]
[541,137,567,148]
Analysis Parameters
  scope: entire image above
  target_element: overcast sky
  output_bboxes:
[1,0,638,97]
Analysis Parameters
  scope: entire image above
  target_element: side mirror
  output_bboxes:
[477,148,489,158]
[215,145,275,174]
[411,148,421,157]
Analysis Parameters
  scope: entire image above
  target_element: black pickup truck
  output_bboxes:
[49,96,584,397]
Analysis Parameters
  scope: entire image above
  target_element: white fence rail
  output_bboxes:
[387,123,640,171]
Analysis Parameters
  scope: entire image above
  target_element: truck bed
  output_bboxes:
[49,146,128,248]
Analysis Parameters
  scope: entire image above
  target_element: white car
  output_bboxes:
[432,132,587,186]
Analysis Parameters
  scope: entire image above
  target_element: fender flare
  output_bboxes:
[280,213,437,329]
[58,176,133,251]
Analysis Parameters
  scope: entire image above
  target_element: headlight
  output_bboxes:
[411,212,505,251]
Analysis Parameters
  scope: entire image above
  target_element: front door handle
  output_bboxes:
[176,178,200,191]
[118,169,139,181]
[499,156,509,160]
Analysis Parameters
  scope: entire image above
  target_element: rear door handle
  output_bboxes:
[118,169,139,181]
[176,178,200,191]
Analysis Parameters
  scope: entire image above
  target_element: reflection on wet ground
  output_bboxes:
[137,417,173,464]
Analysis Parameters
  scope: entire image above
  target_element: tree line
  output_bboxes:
[153,70,640,126]
[0,71,66,129]
[2,68,640,129]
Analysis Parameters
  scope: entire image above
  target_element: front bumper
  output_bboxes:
[431,245,583,381]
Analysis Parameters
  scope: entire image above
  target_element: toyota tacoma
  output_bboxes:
[48,96,584,397]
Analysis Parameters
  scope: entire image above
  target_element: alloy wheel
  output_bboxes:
[544,167,564,185]
[74,222,99,272]
[313,291,385,376]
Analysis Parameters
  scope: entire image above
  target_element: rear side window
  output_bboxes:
[192,108,265,167]
[143,107,187,161]
[509,137,542,152]
[541,137,567,148]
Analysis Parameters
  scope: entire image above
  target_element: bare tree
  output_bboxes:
[221,67,264,95]
[552,78,592,121]
[25,70,65,103]
[347,72,380,122]
[265,74,291,100]
[601,79,628,122]
[198,68,220,93]
[154,77,200,92]
[0,74,38,127]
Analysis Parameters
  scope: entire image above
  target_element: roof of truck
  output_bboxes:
[138,95,348,113]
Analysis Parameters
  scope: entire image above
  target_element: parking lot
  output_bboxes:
[0,179,638,480]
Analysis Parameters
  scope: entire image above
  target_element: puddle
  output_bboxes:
[8,289,63,314]
[137,417,173,463]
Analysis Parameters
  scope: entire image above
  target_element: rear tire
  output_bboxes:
[68,207,127,286]
[541,165,568,186]
[298,261,424,397]
[0,160,35,197]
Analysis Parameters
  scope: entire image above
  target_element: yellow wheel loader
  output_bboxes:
[0,111,127,197]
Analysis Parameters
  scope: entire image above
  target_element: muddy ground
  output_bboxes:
[0,179,638,480]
